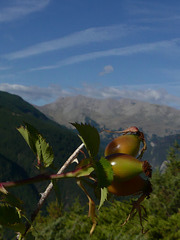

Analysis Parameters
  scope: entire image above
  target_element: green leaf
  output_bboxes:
[0,204,21,225]
[71,122,100,158]
[95,157,114,188]
[0,203,28,233]
[17,123,38,154]
[0,191,23,210]
[6,222,26,234]
[36,134,54,168]
[63,163,94,178]
[17,122,54,168]
[98,187,108,210]
[75,165,94,177]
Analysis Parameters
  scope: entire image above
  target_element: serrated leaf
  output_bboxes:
[0,204,21,225]
[17,123,38,154]
[37,134,54,168]
[0,191,23,210]
[95,157,114,188]
[98,187,108,210]
[71,122,100,158]
[17,122,54,168]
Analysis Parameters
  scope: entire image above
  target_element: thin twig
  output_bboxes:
[22,143,84,237]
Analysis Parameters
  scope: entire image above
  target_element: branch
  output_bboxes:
[22,142,84,237]
[1,164,92,188]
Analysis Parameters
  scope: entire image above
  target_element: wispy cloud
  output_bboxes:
[3,24,136,60]
[99,65,114,76]
[1,83,180,109]
[124,0,180,24]
[0,0,51,23]
[125,0,175,17]
[30,38,180,71]
[0,66,11,71]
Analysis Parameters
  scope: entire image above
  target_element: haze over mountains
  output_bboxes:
[37,95,180,137]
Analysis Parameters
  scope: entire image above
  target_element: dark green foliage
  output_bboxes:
[95,157,114,188]
[0,225,4,240]
[0,153,39,214]
[71,122,114,212]
[52,179,62,207]
[0,204,21,225]
[147,144,180,217]
[98,187,108,210]
[71,122,100,158]
[0,91,81,212]
[0,191,23,210]
[32,143,180,240]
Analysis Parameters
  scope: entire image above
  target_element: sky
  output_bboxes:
[0,0,180,109]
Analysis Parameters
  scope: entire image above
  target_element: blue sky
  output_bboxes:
[0,0,180,108]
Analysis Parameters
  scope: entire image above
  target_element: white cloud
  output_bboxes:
[1,83,180,109]
[0,0,51,23]
[3,24,133,60]
[29,38,180,71]
[75,85,180,109]
[0,83,68,105]
[99,65,114,76]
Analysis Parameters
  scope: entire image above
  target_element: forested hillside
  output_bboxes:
[0,91,83,213]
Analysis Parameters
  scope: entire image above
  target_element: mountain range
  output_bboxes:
[37,95,180,137]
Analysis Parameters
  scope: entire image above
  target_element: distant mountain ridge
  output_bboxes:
[37,95,180,137]
[36,95,180,168]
